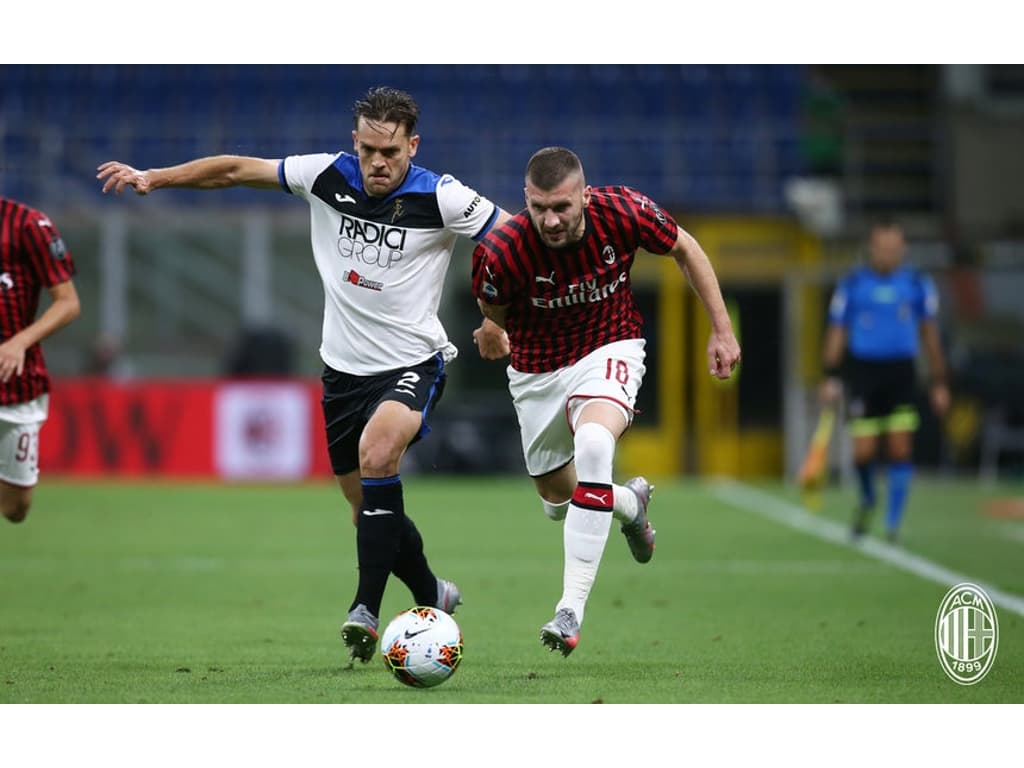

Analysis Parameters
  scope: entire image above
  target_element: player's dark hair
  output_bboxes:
[353,87,420,135]
[526,146,583,190]
[870,215,902,233]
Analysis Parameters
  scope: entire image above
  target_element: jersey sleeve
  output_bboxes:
[22,209,76,287]
[279,152,338,197]
[471,240,508,305]
[436,174,499,241]
[622,186,678,255]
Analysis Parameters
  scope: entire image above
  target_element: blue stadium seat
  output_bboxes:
[1,64,807,213]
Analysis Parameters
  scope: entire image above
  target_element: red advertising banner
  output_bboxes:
[40,378,332,480]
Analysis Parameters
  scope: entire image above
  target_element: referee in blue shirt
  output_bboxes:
[820,219,950,542]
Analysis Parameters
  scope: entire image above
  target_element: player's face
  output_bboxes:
[524,172,591,249]
[352,117,420,198]
[868,225,905,274]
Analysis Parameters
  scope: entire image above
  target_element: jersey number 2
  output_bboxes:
[395,371,421,396]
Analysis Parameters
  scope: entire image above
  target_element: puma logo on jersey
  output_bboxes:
[583,492,610,505]
[535,272,556,285]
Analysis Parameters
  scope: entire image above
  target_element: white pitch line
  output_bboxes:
[710,479,1024,619]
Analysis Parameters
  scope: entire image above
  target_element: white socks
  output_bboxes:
[545,487,636,524]
[542,499,570,521]
[613,483,639,523]
[556,423,616,626]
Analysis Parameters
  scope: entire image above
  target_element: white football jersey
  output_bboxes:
[279,152,498,375]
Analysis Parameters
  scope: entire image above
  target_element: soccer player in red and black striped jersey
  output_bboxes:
[472,147,740,655]
[0,198,81,523]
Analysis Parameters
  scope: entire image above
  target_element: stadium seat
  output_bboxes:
[0,65,807,214]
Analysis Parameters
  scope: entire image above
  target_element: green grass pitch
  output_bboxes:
[1,475,1021,704]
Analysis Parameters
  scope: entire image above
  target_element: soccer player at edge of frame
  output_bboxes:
[96,86,513,665]
[0,197,81,525]
[471,146,741,656]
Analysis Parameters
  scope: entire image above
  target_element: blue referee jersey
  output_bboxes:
[827,265,938,360]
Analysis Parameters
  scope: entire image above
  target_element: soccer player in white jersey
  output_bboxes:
[98,87,511,664]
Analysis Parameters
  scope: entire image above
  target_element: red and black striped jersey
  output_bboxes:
[472,186,678,373]
[0,198,77,405]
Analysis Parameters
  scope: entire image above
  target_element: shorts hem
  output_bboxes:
[528,456,574,479]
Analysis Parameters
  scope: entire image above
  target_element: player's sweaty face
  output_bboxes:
[868,225,906,274]
[353,118,419,198]
[525,172,590,249]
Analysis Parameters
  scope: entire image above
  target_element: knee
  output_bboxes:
[2,499,31,523]
[853,444,877,465]
[889,450,913,465]
[573,422,616,477]
[358,440,403,477]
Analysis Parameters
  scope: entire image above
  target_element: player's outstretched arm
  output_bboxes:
[671,227,741,379]
[491,208,513,230]
[97,156,281,195]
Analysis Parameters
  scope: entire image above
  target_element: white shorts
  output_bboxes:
[0,394,48,488]
[507,339,646,477]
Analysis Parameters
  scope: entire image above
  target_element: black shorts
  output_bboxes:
[321,353,447,475]
[844,357,918,430]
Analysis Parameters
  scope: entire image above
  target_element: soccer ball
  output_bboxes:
[380,606,463,688]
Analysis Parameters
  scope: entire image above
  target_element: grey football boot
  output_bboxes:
[340,603,379,664]
[435,578,462,615]
[620,476,656,563]
[539,607,580,657]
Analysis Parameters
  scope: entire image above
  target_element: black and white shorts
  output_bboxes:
[321,354,446,475]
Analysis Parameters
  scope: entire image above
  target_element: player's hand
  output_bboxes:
[930,381,951,418]
[0,339,27,383]
[819,377,842,405]
[97,161,152,195]
[473,320,510,360]
[707,331,741,379]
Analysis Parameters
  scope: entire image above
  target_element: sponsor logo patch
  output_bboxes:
[343,270,384,292]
